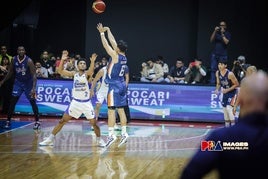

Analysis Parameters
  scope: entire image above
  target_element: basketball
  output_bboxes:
[92,0,106,14]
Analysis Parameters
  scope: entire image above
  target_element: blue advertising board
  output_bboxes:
[15,79,224,123]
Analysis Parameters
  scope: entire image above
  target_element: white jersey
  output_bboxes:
[72,72,90,100]
[96,66,109,104]
[97,66,109,92]
[67,72,94,119]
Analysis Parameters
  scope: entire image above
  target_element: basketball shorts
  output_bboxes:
[65,99,95,119]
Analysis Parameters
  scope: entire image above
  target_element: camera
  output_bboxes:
[235,61,240,66]
[190,62,196,66]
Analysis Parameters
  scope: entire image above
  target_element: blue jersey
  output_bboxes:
[219,70,233,90]
[106,54,127,84]
[218,70,236,107]
[106,54,128,107]
[13,55,32,82]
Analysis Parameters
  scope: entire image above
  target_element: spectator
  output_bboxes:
[140,59,164,83]
[165,59,187,83]
[156,55,169,79]
[0,55,13,114]
[40,50,54,77]
[231,55,250,83]
[184,59,207,84]
[209,21,231,84]
[0,45,12,64]
[0,56,10,77]
[35,61,48,78]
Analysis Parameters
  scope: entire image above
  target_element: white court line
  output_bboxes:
[0,122,34,134]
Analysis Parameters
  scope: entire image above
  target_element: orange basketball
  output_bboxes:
[92,0,106,14]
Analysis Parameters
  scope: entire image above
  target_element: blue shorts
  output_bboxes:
[12,79,33,100]
[107,82,127,108]
[221,90,236,107]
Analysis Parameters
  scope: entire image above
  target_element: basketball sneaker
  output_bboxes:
[39,137,54,146]
[33,121,41,130]
[97,138,106,147]
[105,135,117,148]
[114,123,121,131]
[3,121,11,129]
[118,133,129,147]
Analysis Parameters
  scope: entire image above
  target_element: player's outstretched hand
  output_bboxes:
[90,53,98,62]
[97,23,105,33]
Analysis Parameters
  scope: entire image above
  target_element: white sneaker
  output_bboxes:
[39,137,54,146]
[98,147,107,155]
[118,133,129,147]
[97,138,106,147]
[39,146,53,154]
[105,135,117,148]
[114,123,121,131]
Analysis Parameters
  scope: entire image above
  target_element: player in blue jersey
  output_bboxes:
[97,23,129,148]
[215,60,239,127]
[0,46,40,130]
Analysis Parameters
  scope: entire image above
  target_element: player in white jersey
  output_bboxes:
[39,50,105,147]
[90,65,109,121]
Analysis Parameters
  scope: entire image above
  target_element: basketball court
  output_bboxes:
[0,116,221,178]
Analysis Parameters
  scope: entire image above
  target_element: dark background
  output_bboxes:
[1,0,267,79]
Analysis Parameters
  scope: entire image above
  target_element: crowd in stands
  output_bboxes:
[0,45,257,86]
[140,56,208,85]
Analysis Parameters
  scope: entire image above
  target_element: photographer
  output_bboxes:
[232,55,250,83]
[209,21,231,84]
[184,59,207,84]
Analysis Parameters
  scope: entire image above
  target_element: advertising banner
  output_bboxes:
[15,79,224,122]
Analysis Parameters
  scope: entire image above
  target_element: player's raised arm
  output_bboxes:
[58,50,75,77]
[97,23,117,58]
[86,53,97,77]
[104,26,117,50]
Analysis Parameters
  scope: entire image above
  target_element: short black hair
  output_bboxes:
[218,59,228,65]
[117,40,128,53]
[77,58,86,64]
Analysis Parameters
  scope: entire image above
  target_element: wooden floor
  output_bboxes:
[0,116,222,179]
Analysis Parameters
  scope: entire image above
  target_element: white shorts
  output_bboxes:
[96,89,108,104]
[66,99,95,119]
